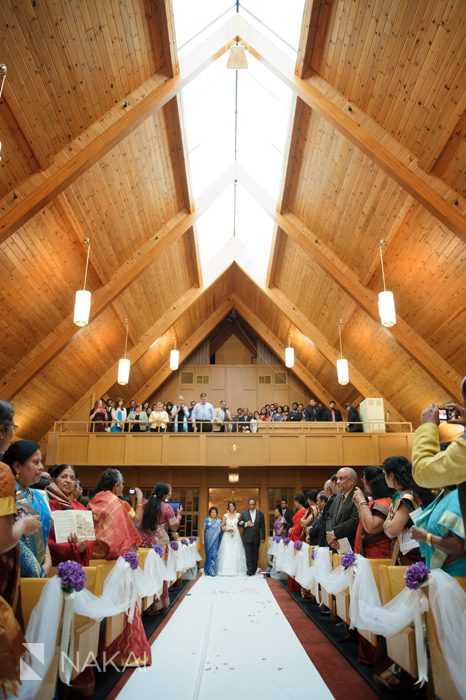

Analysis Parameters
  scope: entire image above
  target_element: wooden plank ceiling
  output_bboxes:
[0,0,464,442]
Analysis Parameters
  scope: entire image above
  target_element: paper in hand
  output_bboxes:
[52,510,95,544]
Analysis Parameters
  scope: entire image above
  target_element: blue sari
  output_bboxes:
[203,517,222,576]
[417,489,466,576]
[16,485,51,577]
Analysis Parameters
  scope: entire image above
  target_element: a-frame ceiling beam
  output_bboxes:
[1,209,195,400]
[262,286,407,424]
[232,295,344,412]
[136,299,234,403]
[234,165,461,398]
[237,16,466,241]
[0,18,236,243]
[61,284,209,421]
[154,0,180,78]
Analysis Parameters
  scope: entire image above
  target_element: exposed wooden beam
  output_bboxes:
[154,0,180,78]
[1,209,195,400]
[0,18,236,242]
[295,0,326,80]
[278,211,462,398]
[262,286,407,424]
[232,295,343,412]
[62,285,209,420]
[138,299,234,402]
[236,16,466,241]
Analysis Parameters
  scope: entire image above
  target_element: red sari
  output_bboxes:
[88,491,150,667]
[288,508,306,592]
[48,498,94,566]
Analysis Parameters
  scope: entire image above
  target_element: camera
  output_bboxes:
[438,408,453,421]
[129,488,135,494]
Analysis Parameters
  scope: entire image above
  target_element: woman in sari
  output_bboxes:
[382,456,434,565]
[88,469,149,667]
[89,399,107,432]
[352,466,394,666]
[300,489,319,542]
[46,464,94,566]
[288,493,306,592]
[203,506,223,576]
[139,482,182,609]
[3,440,52,577]
[411,486,466,576]
[0,402,43,696]
[273,505,287,538]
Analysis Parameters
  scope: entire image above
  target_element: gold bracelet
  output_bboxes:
[426,532,433,547]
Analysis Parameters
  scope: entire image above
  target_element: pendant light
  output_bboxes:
[378,240,396,327]
[0,65,6,163]
[169,336,179,371]
[285,333,294,368]
[227,43,248,70]
[73,237,92,327]
[117,319,130,385]
[336,319,349,385]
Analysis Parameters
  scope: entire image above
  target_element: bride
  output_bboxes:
[216,501,247,576]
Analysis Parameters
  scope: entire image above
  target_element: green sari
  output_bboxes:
[417,489,466,576]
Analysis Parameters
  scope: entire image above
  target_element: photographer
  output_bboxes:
[412,377,466,536]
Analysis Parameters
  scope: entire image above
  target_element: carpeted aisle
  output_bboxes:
[116,574,334,700]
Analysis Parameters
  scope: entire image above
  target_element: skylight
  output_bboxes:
[173,2,305,287]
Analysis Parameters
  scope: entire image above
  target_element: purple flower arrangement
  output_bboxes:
[404,562,430,590]
[169,541,179,551]
[152,544,164,558]
[57,561,86,593]
[341,551,357,569]
[272,535,281,543]
[294,541,303,551]
[123,550,139,570]
[180,538,189,547]
[188,536,197,543]
[283,537,291,546]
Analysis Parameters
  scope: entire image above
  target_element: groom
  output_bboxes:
[238,498,266,575]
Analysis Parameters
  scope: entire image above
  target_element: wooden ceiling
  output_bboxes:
[0,0,464,442]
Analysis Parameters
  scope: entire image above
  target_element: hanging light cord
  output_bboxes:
[82,238,91,291]
[379,240,387,292]
[338,320,344,359]
[0,64,7,100]
[123,319,129,359]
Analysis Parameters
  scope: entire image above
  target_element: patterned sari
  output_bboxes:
[354,497,392,558]
[139,502,177,608]
[89,491,150,667]
[203,517,223,576]
[16,484,51,577]
[0,463,24,696]
[417,489,466,576]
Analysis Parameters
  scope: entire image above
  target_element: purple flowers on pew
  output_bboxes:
[152,544,164,558]
[294,541,303,551]
[188,536,197,543]
[404,562,430,590]
[341,551,357,569]
[57,561,86,593]
[272,536,281,543]
[123,550,139,570]
[283,537,291,545]
[169,541,179,551]
[180,538,189,547]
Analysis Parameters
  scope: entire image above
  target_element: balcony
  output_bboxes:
[46,421,413,468]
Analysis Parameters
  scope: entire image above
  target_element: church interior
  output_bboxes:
[0,1,465,699]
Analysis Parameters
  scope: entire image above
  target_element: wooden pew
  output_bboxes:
[379,565,418,678]
[318,550,338,616]
[357,558,391,645]
[426,576,466,700]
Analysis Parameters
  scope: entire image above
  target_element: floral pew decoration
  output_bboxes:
[165,537,202,582]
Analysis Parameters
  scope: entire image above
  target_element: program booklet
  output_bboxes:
[51,509,96,544]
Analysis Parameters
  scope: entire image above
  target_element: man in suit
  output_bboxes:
[280,498,294,530]
[213,400,232,432]
[326,467,359,550]
[346,403,363,432]
[323,400,343,422]
[304,398,324,422]
[238,498,266,575]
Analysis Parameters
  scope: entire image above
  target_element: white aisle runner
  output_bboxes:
[117,575,334,700]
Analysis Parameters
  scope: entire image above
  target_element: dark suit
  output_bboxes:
[326,488,359,548]
[318,493,337,547]
[281,508,294,530]
[347,406,363,432]
[304,405,324,421]
[323,408,343,422]
[238,509,266,575]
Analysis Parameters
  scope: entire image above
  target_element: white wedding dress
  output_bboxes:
[216,513,247,576]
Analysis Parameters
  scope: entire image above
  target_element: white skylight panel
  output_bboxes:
[240,0,306,55]
[172,0,235,53]
[196,185,234,271]
[235,182,274,286]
